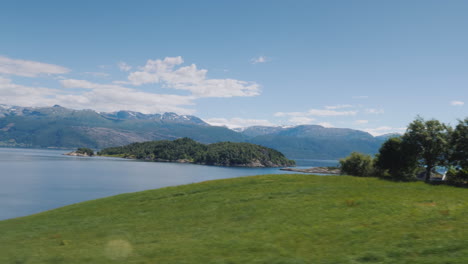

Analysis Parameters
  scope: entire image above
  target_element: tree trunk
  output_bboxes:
[425,166,432,182]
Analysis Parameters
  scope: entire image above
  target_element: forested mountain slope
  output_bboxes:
[0,105,388,159]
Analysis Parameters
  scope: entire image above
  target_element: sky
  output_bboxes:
[0,0,467,135]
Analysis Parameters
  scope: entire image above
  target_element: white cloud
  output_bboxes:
[83,72,110,78]
[289,116,315,125]
[362,126,406,136]
[450,100,464,106]
[61,90,193,114]
[325,104,353,110]
[0,56,70,77]
[118,62,132,72]
[318,122,334,128]
[204,117,275,128]
[58,79,195,114]
[0,77,194,114]
[0,55,264,115]
[355,120,369,124]
[126,56,260,98]
[275,108,357,118]
[274,112,302,117]
[307,109,357,116]
[251,56,269,64]
[365,108,384,114]
[61,79,121,89]
[0,77,61,106]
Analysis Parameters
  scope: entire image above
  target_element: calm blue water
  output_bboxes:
[0,148,337,220]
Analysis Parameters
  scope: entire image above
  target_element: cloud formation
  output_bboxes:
[126,56,260,98]
[0,55,265,115]
[0,77,60,106]
[275,108,357,117]
[318,122,334,128]
[363,126,406,136]
[204,117,274,128]
[118,62,132,72]
[83,72,110,78]
[325,104,353,110]
[365,108,384,114]
[59,79,195,114]
[289,116,315,125]
[355,120,369,124]
[450,100,464,106]
[0,56,70,77]
[352,95,369,99]
[61,79,121,90]
[251,56,269,64]
[0,76,194,114]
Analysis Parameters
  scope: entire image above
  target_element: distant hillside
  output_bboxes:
[98,138,295,167]
[0,105,245,149]
[243,125,387,159]
[0,105,389,159]
[237,126,287,137]
[374,133,402,141]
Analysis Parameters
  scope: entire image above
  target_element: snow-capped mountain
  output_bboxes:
[0,105,208,126]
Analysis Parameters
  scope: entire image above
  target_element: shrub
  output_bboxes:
[339,152,374,177]
[446,168,468,187]
[374,137,419,181]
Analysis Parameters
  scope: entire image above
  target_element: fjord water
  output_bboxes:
[0,148,337,220]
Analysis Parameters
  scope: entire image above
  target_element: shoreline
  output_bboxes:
[98,154,294,168]
[280,167,341,175]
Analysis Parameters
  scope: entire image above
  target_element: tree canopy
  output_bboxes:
[446,118,468,185]
[98,138,295,167]
[342,116,467,186]
[374,136,419,180]
[402,117,450,182]
[450,118,468,168]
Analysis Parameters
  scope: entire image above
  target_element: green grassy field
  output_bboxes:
[0,174,467,264]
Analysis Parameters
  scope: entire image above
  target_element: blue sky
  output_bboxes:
[0,0,467,135]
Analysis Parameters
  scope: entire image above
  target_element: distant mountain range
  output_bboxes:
[0,105,395,159]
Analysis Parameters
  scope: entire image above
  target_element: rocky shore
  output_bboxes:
[280,167,341,175]
[112,155,286,168]
[64,151,93,157]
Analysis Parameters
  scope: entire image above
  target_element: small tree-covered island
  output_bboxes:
[64,147,95,157]
[97,138,296,167]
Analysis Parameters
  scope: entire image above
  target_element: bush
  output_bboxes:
[339,152,374,177]
[446,168,468,187]
[374,137,419,181]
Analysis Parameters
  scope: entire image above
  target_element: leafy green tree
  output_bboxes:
[339,152,374,177]
[374,137,419,181]
[402,117,450,182]
[446,118,468,185]
[450,118,468,168]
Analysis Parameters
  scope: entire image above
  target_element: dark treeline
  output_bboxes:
[340,117,468,186]
[98,138,295,167]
